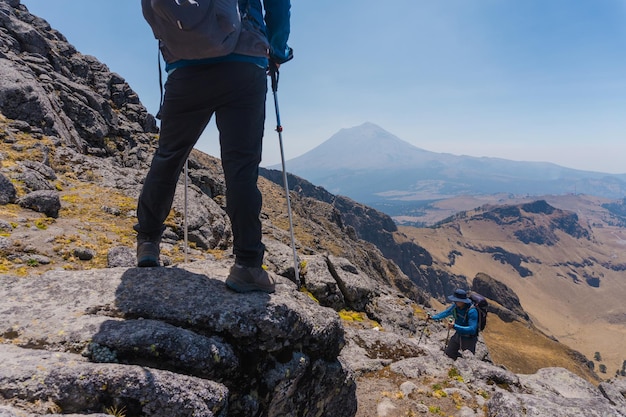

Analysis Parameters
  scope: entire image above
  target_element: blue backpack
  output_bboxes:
[141,0,242,64]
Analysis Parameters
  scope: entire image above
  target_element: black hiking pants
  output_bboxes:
[136,62,268,267]
[444,333,477,360]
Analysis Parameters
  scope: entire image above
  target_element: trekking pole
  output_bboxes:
[417,324,427,345]
[269,62,300,289]
[417,313,431,345]
[444,318,453,349]
[184,158,189,264]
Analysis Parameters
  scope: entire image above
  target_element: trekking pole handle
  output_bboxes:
[269,61,279,93]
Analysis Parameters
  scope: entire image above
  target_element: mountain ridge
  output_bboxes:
[276,122,626,207]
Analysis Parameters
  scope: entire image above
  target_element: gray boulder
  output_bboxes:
[19,160,56,180]
[15,166,54,191]
[106,245,135,268]
[0,173,16,205]
[295,254,419,336]
[328,254,379,311]
[364,290,420,335]
[15,160,56,192]
[301,254,346,310]
[170,182,231,250]
[599,378,626,416]
[0,345,228,417]
[488,389,620,417]
[87,319,239,380]
[472,272,530,321]
[486,367,622,417]
[16,189,60,217]
[350,327,424,361]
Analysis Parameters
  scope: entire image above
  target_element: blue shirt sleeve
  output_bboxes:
[263,0,293,63]
[431,304,454,321]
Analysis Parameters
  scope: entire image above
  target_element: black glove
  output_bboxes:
[270,46,294,66]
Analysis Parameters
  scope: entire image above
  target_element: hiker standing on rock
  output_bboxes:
[428,289,479,359]
[135,0,293,294]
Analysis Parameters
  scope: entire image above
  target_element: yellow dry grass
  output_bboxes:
[483,315,598,384]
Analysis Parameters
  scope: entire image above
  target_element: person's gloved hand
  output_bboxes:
[270,46,293,65]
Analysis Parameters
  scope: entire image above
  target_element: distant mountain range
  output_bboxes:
[275,122,626,206]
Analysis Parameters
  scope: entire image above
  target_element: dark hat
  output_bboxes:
[448,289,471,304]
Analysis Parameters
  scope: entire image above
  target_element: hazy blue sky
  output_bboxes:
[21,0,626,173]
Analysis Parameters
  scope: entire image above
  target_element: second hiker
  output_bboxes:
[428,289,479,359]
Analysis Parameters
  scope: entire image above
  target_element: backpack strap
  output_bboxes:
[452,305,469,322]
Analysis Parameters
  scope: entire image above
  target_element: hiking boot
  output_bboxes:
[225,264,276,293]
[137,239,160,267]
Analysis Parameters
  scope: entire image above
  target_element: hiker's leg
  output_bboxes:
[136,66,214,238]
[462,336,478,355]
[215,62,267,267]
[444,333,461,359]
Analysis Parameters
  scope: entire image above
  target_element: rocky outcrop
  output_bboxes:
[341,318,626,417]
[0,172,16,204]
[602,198,626,226]
[4,259,623,417]
[465,243,534,278]
[487,367,625,417]
[471,272,530,322]
[473,200,590,246]
[0,0,157,157]
[0,260,357,417]
[0,344,229,417]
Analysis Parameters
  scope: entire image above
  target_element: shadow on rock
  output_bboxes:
[84,263,357,417]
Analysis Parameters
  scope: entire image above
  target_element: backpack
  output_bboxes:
[468,292,488,333]
[141,0,242,64]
